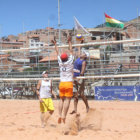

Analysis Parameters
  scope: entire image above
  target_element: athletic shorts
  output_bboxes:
[59,81,73,98]
[73,79,85,93]
[40,98,54,112]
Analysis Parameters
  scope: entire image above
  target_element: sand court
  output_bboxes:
[0,99,140,140]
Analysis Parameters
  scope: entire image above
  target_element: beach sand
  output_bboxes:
[0,99,140,140]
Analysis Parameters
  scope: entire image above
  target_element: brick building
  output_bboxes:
[0,17,140,75]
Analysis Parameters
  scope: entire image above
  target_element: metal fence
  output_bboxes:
[0,41,140,99]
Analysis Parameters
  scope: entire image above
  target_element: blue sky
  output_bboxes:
[0,0,140,36]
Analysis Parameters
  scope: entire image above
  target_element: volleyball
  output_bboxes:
[76,34,83,41]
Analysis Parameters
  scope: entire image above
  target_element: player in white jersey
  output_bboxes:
[52,36,74,124]
[58,54,74,82]
[36,71,57,127]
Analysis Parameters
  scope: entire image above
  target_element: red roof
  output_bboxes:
[40,51,58,62]
[0,54,10,58]
[39,49,96,62]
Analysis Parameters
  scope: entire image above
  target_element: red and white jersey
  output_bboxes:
[58,55,74,82]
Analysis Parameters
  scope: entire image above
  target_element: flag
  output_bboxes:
[74,16,89,34]
[105,13,124,29]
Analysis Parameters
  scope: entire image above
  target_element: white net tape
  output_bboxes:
[1,39,140,52]
[0,73,140,81]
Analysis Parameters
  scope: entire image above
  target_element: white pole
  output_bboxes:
[58,0,61,45]
[137,8,139,39]
[48,19,50,68]
[48,19,50,45]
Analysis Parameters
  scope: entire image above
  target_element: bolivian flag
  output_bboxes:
[105,13,124,29]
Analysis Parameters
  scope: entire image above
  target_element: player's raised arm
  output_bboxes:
[51,37,59,56]
[68,35,73,55]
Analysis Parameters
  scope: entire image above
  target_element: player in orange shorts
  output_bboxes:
[52,36,74,124]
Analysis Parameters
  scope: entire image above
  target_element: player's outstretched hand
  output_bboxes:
[51,37,56,45]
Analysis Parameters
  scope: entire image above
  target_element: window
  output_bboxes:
[13,47,18,49]
[49,32,54,35]
[94,61,97,68]
[139,56,140,63]
[91,37,96,40]
[35,39,39,42]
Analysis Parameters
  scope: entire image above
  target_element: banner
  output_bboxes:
[89,49,100,59]
[74,16,89,34]
[95,86,140,101]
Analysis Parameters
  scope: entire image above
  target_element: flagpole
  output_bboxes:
[73,20,77,58]
[48,19,50,68]
[136,8,140,84]
[58,0,61,45]
[137,8,139,39]
[103,14,106,64]
[73,17,76,44]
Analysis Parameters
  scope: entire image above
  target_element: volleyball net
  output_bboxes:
[0,39,140,99]
[0,72,140,99]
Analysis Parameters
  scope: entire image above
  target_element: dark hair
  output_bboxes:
[61,58,68,62]
[45,71,48,74]
[84,57,87,60]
